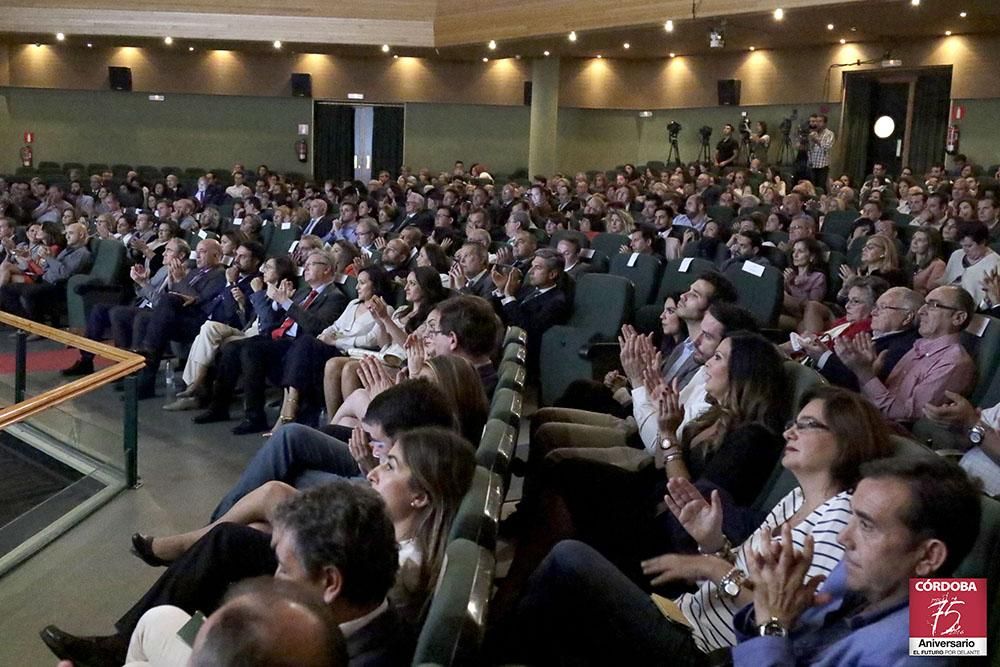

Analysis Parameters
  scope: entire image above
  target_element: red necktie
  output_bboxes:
[271,289,318,340]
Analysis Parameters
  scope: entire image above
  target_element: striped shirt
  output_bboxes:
[678,488,853,653]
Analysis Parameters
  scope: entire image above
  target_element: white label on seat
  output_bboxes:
[281,222,292,230]
[968,314,989,338]
[233,217,243,226]
[679,257,693,272]
[580,248,595,259]
[289,241,299,253]
[627,252,639,267]
[297,266,305,276]
[742,261,765,277]
[198,229,208,239]
[335,273,349,284]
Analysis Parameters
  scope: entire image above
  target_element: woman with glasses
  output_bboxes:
[499,386,893,665]
[841,233,908,290]
[786,275,888,361]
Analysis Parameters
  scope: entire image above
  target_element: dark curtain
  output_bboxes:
[313,103,354,183]
[908,70,952,177]
[371,106,405,179]
[840,74,874,188]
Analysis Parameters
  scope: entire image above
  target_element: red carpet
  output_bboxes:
[0,349,114,374]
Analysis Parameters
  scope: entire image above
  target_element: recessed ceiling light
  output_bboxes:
[944,30,952,35]
[595,54,602,58]
[749,46,756,51]
[773,8,784,20]
[164,36,173,45]
[55,32,65,41]
[543,50,550,56]
[273,40,282,49]
[568,31,577,42]
[488,40,497,50]
[515,54,521,59]
[839,38,847,44]
[850,26,857,31]
[827,23,834,30]
[188,46,195,51]
[669,52,676,58]
[960,11,967,18]
[623,42,630,49]
[911,0,920,5]
[664,20,674,32]
[382,44,391,53]
[393,54,399,59]
[86,42,93,48]
[482,57,488,62]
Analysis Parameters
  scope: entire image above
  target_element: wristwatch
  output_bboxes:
[659,436,678,451]
[758,617,788,638]
[969,423,988,445]
[717,566,747,600]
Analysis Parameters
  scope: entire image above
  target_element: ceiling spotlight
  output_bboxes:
[188,46,194,51]
[664,20,674,32]
[944,30,952,35]
[515,54,521,59]
[482,57,488,62]
[839,38,847,44]
[381,44,390,53]
[487,40,497,50]
[595,54,602,59]
[86,42,93,48]
[669,52,676,58]
[273,40,282,49]
[543,50,550,56]
[568,31,577,42]
[164,36,173,45]
[749,46,756,51]
[393,54,399,59]
[55,32,65,41]
[623,42,630,49]
[827,23,834,30]
[773,8,784,20]
[911,0,919,5]
[960,11,967,18]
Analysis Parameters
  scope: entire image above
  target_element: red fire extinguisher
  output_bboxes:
[295,138,308,163]
[19,145,33,167]
[946,124,960,155]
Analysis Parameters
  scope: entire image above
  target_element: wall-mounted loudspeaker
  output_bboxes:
[108,66,132,91]
[291,73,313,97]
[717,79,741,106]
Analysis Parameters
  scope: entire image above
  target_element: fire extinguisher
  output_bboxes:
[19,145,33,168]
[946,124,960,155]
[295,138,308,163]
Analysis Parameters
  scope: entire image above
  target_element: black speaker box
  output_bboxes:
[523,81,533,106]
[109,66,132,91]
[718,79,741,106]
[291,73,312,97]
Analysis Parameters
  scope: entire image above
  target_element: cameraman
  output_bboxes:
[806,114,835,189]
[750,121,770,165]
[715,124,739,170]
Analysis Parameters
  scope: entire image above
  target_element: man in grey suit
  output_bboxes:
[62,237,191,377]
[452,242,493,298]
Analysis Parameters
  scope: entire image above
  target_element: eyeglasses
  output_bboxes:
[922,300,960,311]
[423,326,443,337]
[872,303,911,312]
[785,418,830,432]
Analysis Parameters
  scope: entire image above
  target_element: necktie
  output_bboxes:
[271,289,318,340]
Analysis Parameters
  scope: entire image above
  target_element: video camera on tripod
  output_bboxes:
[666,121,682,165]
[667,121,682,141]
[739,111,751,140]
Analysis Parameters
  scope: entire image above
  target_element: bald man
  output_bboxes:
[0,221,92,323]
[133,238,227,398]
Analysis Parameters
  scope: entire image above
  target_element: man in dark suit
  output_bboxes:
[556,236,593,282]
[302,198,334,238]
[452,242,494,298]
[194,249,347,434]
[40,481,412,667]
[390,191,434,234]
[493,247,571,372]
[133,238,228,398]
[807,286,922,391]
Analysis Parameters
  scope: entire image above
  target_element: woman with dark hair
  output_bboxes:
[323,267,448,420]
[330,238,361,276]
[780,237,827,330]
[502,387,894,665]
[907,226,946,295]
[417,242,451,274]
[271,265,395,430]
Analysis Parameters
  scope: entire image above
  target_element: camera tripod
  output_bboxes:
[738,135,753,166]
[667,136,681,167]
[776,132,795,166]
[697,138,712,163]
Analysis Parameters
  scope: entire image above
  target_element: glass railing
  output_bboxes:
[0,312,145,577]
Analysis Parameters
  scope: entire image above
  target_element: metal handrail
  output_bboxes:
[0,311,146,485]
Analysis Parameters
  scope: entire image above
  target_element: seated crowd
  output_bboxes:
[2,151,997,665]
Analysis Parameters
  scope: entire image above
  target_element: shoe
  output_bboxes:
[175,386,195,399]
[193,409,230,425]
[162,396,201,411]
[60,358,94,377]
[130,533,169,567]
[39,625,128,666]
[261,416,293,439]
[232,419,268,435]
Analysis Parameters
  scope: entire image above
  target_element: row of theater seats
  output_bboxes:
[411,327,526,665]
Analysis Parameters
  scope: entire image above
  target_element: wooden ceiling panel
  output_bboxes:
[0,0,437,21]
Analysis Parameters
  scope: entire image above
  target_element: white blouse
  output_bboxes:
[320,299,388,351]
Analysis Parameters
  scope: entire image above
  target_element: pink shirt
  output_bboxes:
[861,333,975,422]
[785,270,826,301]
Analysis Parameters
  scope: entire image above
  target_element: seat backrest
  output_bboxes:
[549,229,590,249]
[412,538,495,666]
[264,223,302,258]
[448,466,503,550]
[822,210,857,239]
[707,205,735,225]
[723,262,784,327]
[475,419,516,478]
[487,388,522,431]
[825,250,847,301]
[495,363,526,394]
[782,361,827,419]
[88,238,126,283]
[591,233,629,258]
[568,273,633,336]
[503,326,527,347]
[609,253,664,308]
[654,257,717,304]
[816,232,847,253]
[960,314,1000,404]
